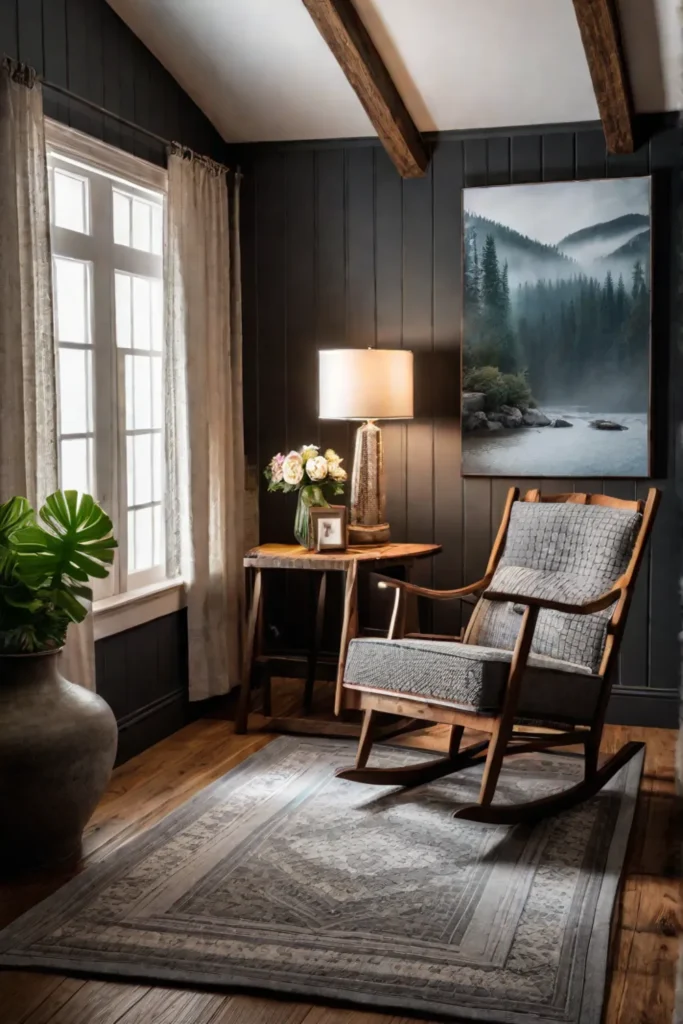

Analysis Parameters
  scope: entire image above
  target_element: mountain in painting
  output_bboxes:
[557,214,649,264]
[464,212,576,288]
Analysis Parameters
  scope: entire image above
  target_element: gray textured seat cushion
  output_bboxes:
[467,501,641,672]
[344,637,601,724]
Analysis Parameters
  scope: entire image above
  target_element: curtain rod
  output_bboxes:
[42,78,236,176]
[42,79,172,149]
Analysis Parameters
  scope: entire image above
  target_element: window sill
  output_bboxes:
[93,579,186,641]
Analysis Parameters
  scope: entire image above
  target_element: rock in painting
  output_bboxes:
[552,418,573,428]
[590,420,628,431]
[499,405,524,428]
[462,392,485,415]
[522,409,551,427]
[463,410,488,431]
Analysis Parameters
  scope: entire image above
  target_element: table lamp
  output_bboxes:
[318,348,414,545]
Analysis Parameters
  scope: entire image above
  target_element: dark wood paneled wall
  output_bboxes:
[241,121,682,728]
[0,0,224,164]
[1,0,223,760]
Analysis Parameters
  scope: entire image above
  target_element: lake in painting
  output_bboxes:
[461,177,651,477]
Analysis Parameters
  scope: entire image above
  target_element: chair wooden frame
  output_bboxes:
[336,487,661,824]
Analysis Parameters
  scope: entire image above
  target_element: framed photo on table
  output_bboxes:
[310,506,347,552]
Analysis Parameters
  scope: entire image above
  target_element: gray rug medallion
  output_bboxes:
[0,737,643,1024]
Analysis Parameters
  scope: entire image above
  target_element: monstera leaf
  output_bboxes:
[0,491,118,653]
[13,491,117,617]
[0,497,33,578]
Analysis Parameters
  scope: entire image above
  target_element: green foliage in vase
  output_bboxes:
[0,490,117,655]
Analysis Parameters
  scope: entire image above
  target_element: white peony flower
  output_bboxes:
[324,448,339,462]
[306,456,328,481]
[328,460,347,482]
[282,451,304,486]
[300,444,319,464]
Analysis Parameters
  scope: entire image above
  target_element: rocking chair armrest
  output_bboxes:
[482,582,624,615]
[376,574,491,602]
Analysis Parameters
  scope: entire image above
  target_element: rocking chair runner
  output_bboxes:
[336,487,660,824]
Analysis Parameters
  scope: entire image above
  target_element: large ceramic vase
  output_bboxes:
[0,650,118,875]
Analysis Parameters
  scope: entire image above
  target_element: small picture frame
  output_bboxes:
[310,505,348,552]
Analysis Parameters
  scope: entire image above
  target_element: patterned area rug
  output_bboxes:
[0,737,643,1024]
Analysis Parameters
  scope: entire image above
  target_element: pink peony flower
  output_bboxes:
[269,453,285,483]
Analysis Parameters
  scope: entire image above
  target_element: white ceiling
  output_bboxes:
[106,0,681,143]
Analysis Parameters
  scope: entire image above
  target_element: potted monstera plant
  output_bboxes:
[0,490,119,874]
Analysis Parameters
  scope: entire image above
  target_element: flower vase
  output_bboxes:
[294,485,329,549]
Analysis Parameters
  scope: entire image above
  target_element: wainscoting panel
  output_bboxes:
[240,120,682,728]
[96,612,188,765]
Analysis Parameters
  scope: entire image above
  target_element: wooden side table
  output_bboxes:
[235,542,441,735]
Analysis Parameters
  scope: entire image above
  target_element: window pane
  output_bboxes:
[132,198,152,252]
[127,432,153,506]
[125,355,152,430]
[113,190,131,246]
[54,169,88,234]
[127,510,136,574]
[151,357,163,428]
[153,505,164,566]
[60,437,91,494]
[151,280,163,351]
[54,257,89,344]
[152,433,163,502]
[59,348,92,434]
[134,506,154,571]
[115,272,132,348]
[132,276,151,350]
[151,204,163,255]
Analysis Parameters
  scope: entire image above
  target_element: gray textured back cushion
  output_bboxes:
[467,502,641,672]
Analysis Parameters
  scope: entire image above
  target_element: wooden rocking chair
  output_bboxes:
[337,487,660,824]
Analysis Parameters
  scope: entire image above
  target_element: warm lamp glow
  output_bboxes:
[318,349,414,421]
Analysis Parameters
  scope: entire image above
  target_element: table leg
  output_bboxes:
[303,571,327,714]
[235,568,263,734]
[335,560,358,717]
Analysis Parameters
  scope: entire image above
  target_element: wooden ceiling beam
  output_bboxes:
[301,0,429,178]
[572,0,635,154]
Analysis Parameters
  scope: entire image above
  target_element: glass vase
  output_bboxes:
[294,485,329,549]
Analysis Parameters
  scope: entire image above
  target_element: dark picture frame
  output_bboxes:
[461,176,652,478]
[310,506,347,552]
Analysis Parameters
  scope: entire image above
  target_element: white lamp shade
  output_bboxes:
[318,349,414,420]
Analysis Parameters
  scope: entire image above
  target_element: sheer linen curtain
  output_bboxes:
[165,149,245,701]
[0,60,94,689]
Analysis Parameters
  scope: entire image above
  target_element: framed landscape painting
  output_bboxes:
[461,176,651,477]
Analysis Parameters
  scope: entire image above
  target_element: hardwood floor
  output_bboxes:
[0,709,680,1024]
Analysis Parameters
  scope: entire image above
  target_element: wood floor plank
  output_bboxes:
[22,980,147,1024]
[208,995,313,1023]
[0,974,83,1024]
[116,987,225,1023]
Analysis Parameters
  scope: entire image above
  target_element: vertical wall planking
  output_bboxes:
[432,139,464,634]
[242,121,681,724]
[375,147,406,544]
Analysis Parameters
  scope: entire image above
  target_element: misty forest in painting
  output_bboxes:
[461,177,651,477]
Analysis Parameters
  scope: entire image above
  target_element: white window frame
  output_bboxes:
[46,120,183,628]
